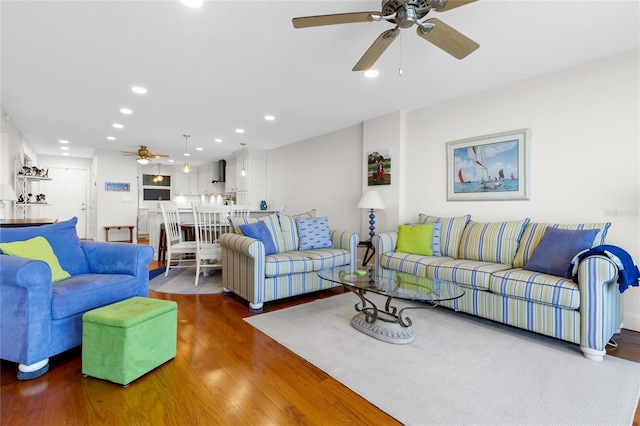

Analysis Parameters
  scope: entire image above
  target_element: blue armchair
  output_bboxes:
[0,217,154,379]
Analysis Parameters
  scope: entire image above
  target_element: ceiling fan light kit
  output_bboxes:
[292,0,479,72]
[122,145,170,164]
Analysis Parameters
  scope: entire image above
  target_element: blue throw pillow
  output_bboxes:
[239,221,277,255]
[0,216,89,275]
[296,216,332,251]
[523,227,599,278]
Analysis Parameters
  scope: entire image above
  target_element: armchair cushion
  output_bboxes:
[0,217,88,275]
[0,236,70,282]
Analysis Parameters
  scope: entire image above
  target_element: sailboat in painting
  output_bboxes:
[473,145,502,189]
[458,168,470,184]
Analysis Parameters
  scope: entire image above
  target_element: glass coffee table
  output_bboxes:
[318,266,464,344]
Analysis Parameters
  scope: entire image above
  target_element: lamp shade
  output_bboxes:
[357,191,385,210]
[0,184,17,201]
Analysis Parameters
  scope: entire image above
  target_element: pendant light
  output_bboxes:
[240,143,247,177]
[182,134,191,173]
[153,163,164,183]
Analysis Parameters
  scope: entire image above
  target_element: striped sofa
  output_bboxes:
[220,211,359,313]
[373,214,620,361]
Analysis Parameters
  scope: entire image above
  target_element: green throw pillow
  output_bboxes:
[396,224,435,256]
[0,236,71,283]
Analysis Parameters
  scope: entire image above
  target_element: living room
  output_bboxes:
[1,1,639,424]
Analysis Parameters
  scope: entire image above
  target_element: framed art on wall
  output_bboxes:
[367,150,391,186]
[447,128,530,201]
[105,182,130,192]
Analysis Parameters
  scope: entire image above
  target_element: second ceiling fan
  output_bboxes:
[292,0,480,71]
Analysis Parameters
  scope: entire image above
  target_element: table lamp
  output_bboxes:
[357,190,385,241]
[0,184,18,220]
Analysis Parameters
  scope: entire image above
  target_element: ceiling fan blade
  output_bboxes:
[121,151,137,156]
[352,29,400,71]
[154,154,170,158]
[436,0,478,12]
[417,18,479,59]
[292,11,379,29]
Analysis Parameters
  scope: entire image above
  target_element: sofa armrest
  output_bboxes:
[372,232,398,274]
[81,241,154,297]
[0,256,53,365]
[577,254,620,360]
[220,233,266,311]
[330,230,360,270]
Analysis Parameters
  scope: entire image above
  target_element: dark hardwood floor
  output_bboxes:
[1,258,638,425]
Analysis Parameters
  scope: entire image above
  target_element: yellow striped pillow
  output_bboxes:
[418,214,470,259]
[458,219,530,265]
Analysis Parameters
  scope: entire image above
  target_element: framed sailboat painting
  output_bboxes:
[446,128,530,201]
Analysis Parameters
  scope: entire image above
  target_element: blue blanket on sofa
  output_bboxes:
[571,245,640,293]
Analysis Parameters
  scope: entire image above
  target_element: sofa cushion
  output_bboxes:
[379,252,454,277]
[0,236,71,283]
[490,268,580,309]
[279,209,317,252]
[512,222,611,268]
[298,248,351,271]
[402,221,442,256]
[263,252,316,277]
[51,273,138,319]
[427,259,512,290]
[396,224,435,256]
[418,214,470,258]
[458,219,530,266]
[523,227,598,278]
[296,216,332,251]
[0,216,89,275]
[228,213,286,253]
[239,221,277,255]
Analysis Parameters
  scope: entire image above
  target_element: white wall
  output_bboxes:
[266,124,363,234]
[269,49,640,330]
[94,149,139,242]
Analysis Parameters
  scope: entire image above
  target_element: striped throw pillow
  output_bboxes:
[418,214,470,258]
[458,219,530,265]
[228,213,286,253]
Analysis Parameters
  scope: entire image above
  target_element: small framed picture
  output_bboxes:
[367,150,391,186]
[105,182,130,192]
[447,129,530,201]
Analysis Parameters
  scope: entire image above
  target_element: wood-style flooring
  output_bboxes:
[1,259,638,425]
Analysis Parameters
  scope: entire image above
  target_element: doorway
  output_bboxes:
[41,167,88,238]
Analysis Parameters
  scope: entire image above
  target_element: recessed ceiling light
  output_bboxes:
[265,115,275,121]
[364,70,379,78]
[235,128,245,134]
[168,159,175,163]
[179,0,203,8]
[120,108,133,114]
[131,86,147,94]
[214,138,223,143]
[196,147,203,151]
[59,139,69,144]
[113,123,124,129]
[106,136,116,141]
[184,153,190,157]
[62,152,70,156]
[60,146,69,150]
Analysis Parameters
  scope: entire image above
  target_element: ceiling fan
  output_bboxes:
[292,0,479,71]
[121,146,170,165]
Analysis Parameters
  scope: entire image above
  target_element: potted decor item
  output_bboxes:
[260,200,267,210]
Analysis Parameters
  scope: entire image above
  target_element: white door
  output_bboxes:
[41,167,88,238]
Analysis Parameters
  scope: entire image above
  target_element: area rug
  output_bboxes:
[245,293,640,425]
[148,267,224,294]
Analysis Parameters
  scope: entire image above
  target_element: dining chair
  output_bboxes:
[159,201,197,276]
[192,204,231,285]
[230,204,250,219]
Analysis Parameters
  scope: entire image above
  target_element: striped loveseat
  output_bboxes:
[373,214,620,361]
[220,210,359,312]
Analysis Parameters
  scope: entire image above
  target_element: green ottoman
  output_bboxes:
[82,297,177,386]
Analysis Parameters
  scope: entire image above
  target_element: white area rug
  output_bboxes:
[148,267,224,294]
[245,293,640,425]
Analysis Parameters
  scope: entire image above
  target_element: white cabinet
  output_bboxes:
[197,168,212,195]
[137,209,150,235]
[173,168,198,195]
[225,160,237,193]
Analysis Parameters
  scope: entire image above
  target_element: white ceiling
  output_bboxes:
[2,1,639,166]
